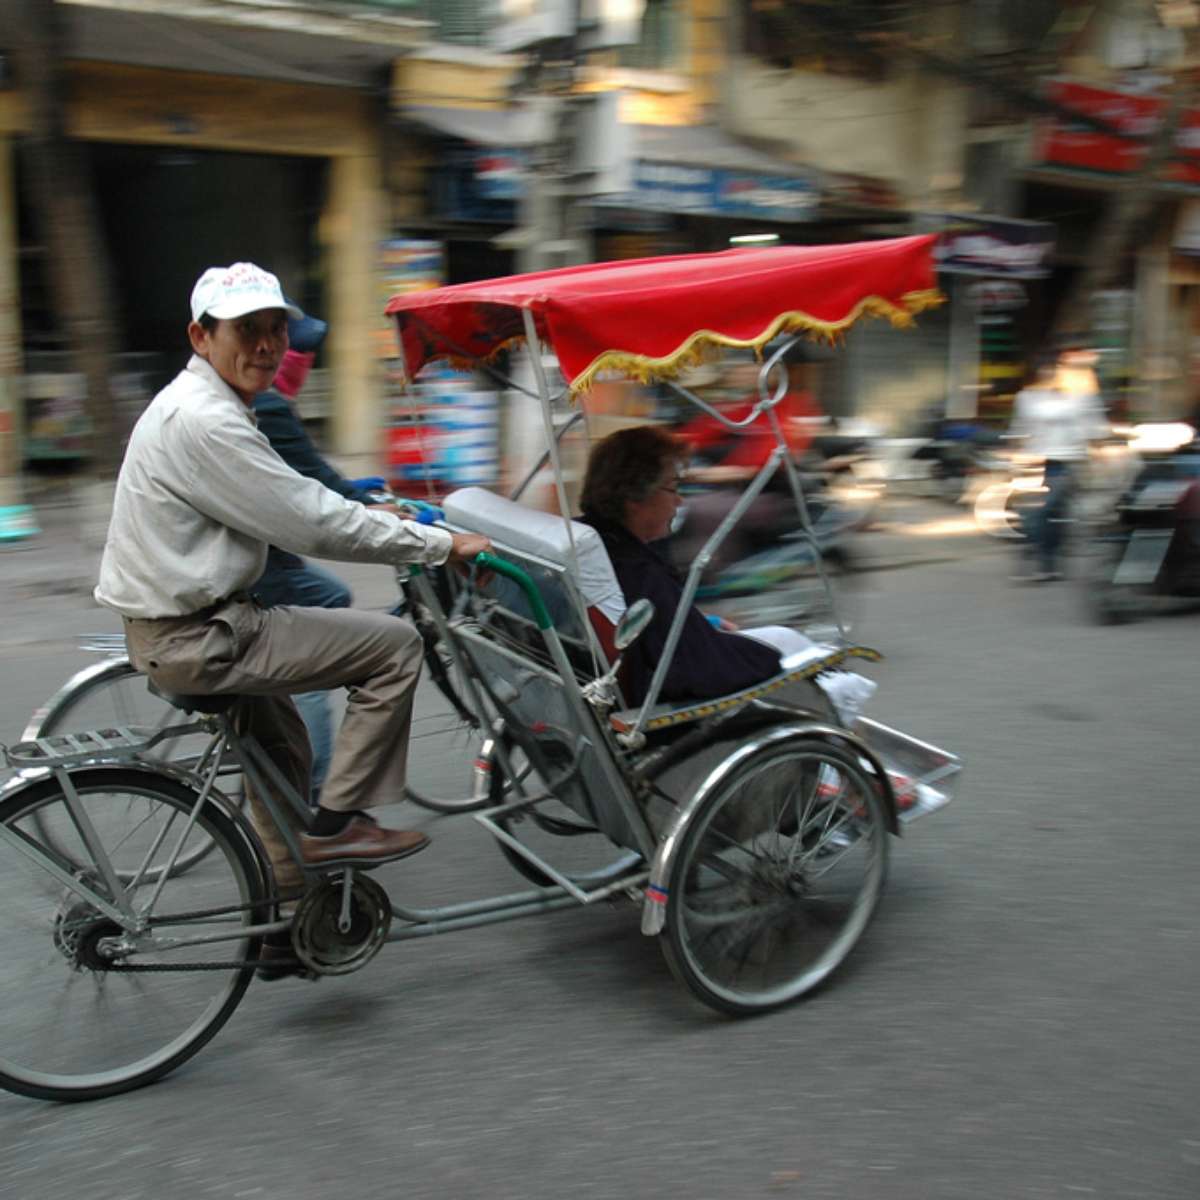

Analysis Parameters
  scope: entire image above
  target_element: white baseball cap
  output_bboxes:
[190,262,303,323]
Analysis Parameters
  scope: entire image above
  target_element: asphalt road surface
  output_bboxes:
[0,518,1196,1200]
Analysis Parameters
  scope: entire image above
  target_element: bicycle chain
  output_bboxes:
[107,958,273,972]
[96,889,309,974]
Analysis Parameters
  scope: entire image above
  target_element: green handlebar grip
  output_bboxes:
[475,551,551,629]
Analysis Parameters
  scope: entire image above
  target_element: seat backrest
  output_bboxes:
[442,487,627,627]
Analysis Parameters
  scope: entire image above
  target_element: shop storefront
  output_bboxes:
[925,213,1056,424]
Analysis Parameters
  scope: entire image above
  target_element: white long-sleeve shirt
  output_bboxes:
[96,355,453,618]
[1008,385,1109,463]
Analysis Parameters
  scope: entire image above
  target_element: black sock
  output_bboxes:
[310,808,366,837]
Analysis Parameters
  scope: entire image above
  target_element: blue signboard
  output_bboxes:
[619,161,816,222]
[474,149,528,200]
[431,147,521,223]
[432,147,817,223]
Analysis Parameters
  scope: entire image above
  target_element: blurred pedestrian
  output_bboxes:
[1008,350,1108,581]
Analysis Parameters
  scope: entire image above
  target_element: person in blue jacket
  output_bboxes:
[251,308,391,801]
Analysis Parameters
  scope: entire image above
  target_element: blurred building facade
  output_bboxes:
[4,0,1200,481]
[2,0,429,465]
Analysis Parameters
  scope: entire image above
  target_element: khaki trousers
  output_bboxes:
[123,599,423,893]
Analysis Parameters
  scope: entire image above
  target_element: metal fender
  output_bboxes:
[0,760,272,894]
[639,721,898,936]
[21,656,136,743]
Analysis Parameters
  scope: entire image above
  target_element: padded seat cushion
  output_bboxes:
[442,487,627,623]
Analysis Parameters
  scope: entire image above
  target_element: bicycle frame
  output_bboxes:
[1,704,650,962]
[0,725,244,939]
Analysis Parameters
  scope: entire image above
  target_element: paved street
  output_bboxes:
[0,494,1197,1200]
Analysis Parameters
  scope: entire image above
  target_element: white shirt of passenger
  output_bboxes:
[95,355,453,618]
[1009,385,1108,463]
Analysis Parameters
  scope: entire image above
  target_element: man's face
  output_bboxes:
[188,309,288,403]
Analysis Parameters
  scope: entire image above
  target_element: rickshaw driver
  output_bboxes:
[94,262,491,900]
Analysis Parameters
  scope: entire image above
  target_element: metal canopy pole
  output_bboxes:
[521,308,601,676]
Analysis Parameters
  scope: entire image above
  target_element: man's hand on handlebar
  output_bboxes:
[447,532,493,566]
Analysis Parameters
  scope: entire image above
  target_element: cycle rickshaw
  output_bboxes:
[0,234,960,1102]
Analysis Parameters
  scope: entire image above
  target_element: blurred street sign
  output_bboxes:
[491,0,573,53]
[966,279,1028,311]
[491,0,645,53]
[925,213,1055,278]
[1035,77,1200,189]
[568,90,633,195]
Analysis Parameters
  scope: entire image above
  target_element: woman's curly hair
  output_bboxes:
[580,425,684,526]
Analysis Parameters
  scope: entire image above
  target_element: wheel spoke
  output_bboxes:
[0,769,262,1101]
[664,739,887,1014]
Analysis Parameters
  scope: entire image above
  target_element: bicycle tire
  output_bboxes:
[661,736,888,1016]
[485,738,643,890]
[0,766,266,1102]
[405,642,497,814]
[25,658,238,877]
[974,480,1031,540]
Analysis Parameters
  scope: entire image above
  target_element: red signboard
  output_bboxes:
[1037,79,1200,186]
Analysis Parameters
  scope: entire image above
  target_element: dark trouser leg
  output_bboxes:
[1038,463,1073,574]
[233,695,312,897]
[252,559,354,802]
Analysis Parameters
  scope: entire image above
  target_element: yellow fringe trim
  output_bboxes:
[621,644,884,733]
[411,333,532,384]
[569,288,944,394]
[405,288,944,393]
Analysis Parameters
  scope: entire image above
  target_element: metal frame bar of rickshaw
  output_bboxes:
[404,551,659,869]
[396,310,848,840]
[625,336,848,735]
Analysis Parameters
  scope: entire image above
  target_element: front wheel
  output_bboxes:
[662,737,888,1016]
[0,767,266,1102]
[405,644,496,814]
[485,739,643,890]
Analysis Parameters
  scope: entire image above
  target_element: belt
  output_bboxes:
[124,590,256,625]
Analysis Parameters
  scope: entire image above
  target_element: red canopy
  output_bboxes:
[386,234,941,392]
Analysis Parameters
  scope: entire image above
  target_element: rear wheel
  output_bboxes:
[405,646,497,814]
[25,658,237,877]
[0,768,265,1102]
[662,737,887,1016]
[1081,537,1141,625]
[486,740,642,890]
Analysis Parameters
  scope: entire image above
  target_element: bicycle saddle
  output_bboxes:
[147,680,240,715]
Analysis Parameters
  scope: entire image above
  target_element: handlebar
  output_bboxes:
[474,551,551,630]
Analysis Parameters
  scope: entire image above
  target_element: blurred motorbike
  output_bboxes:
[974,435,1137,544]
[669,466,872,636]
[863,408,1005,505]
[1084,434,1200,624]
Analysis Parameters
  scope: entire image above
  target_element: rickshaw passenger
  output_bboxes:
[579,425,783,705]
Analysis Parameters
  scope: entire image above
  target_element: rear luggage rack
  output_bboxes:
[4,722,208,769]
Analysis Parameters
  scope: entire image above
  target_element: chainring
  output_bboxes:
[291,874,392,976]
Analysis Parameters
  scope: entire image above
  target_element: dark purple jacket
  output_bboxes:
[582,514,781,705]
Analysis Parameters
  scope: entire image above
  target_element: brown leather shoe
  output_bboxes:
[298,816,430,869]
